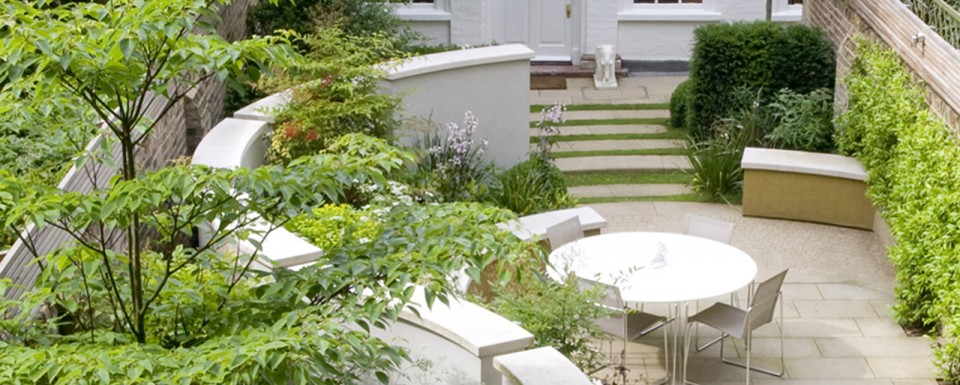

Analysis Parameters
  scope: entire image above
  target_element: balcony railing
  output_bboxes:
[903,0,960,49]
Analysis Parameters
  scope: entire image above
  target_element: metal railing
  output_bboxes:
[903,0,960,48]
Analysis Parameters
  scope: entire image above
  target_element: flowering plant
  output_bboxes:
[412,111,498,202]
[534,102,565,160]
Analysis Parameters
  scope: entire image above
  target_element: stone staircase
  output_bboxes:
[530,107,695,202]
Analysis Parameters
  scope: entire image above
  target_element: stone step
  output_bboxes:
[529,124,667,136]
[530,109,669,121]
[556,155,692,173]
[536,139,685,153]
[568,184,694,198]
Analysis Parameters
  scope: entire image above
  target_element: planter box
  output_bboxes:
[741,148,875,230]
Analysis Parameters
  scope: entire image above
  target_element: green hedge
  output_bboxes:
[669,79,691,129]
[837,39,960,382]
[687,21,835,138]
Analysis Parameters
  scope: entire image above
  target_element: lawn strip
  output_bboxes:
[530,103,670,113]
[533,131,687,143]
[577,194,715,204]
[530,118,671,128]
[553,148,687,158]
[565,171,693,186]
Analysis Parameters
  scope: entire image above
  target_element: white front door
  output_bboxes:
[503,0,574,61]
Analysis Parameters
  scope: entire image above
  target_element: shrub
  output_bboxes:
[837,39,960,382]
[287,204,383,252]
[263,28,402,164]
[496,155,576,216]
[685,121,752,200]
[764,88,836,152]
[687,21,834,139]
[487,274,609,373]
[248,0,414,46]
[670,79,692,129]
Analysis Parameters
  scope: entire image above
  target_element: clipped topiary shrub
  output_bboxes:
[687,21,834,139]
[669,79,691,129]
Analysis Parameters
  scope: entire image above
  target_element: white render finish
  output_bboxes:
[401,0,803,62]
[494,347,595,385]
[381,44,535,168]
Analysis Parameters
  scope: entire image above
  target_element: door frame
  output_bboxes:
[491,0,583,63]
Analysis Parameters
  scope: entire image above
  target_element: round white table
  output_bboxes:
[548,232,757,384]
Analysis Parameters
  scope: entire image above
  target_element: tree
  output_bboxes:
[0,2,536,382]
[0,0,287,343]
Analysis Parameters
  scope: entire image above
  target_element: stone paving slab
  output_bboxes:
[529,109,670,121]
[568,184,693,198]
[549,139,684,152]
[529,75,688,105]
[555,155,691,173]
[529,124,667,136]
[577,201,936,384]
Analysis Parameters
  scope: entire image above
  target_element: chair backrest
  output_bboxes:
[576,277,626,338]
[683,213,735,244]
[546,216,584,251]
[745,269,789,334]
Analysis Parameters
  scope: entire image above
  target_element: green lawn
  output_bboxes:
[530,103,670,113]
[534,131,687,143]
[552,148,687,158]
[530,117,672,128]
[576,193,717,204]
[565,171,693,186]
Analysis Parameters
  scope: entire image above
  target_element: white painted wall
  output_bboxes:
[381,44,535,168]
[400,0,803,62]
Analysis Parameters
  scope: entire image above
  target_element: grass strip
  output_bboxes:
[565,171,693,186]
[530,117,671,128]
[577,194,716,204]
[530,103,670,113]
[553,148,687,158]
[533,131,687,143]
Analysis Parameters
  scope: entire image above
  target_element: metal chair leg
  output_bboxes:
[719,292,785,378]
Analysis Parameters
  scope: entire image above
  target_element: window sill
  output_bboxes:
[393,7,452,22]
[618,8,723,22]
[771,8,802,22]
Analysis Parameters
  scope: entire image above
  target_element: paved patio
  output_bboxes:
[585,201,935,385]
[532,75,938,384]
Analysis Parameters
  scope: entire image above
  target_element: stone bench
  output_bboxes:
[493,347,593,385]
[741,147,874,230]
[502,207,608,242]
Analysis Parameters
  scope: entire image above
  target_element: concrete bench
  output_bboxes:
[502,207,608,242]
[371,289,535,385]
[741,147,874,230]
[493,347,593,385]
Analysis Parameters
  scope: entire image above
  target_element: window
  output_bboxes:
[391,0,450,21]
[633,0,702,3]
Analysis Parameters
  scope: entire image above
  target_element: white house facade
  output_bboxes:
[394,0,803,66]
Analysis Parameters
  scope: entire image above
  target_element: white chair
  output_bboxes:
[683,213,735,244]
[682,269,788,385]
[576,277,668,382]
[683,213,738,350]
[545,216,584,252]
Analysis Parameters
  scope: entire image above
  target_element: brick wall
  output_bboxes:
[139,0,255,172]
[804,0,960,130]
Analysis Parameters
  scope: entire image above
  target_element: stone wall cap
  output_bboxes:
[741,147,867,181]
[401,289,534,357]
[382,44,535,81]
[493,347,593,385]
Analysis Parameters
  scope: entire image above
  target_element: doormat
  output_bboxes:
[530,76,567,90]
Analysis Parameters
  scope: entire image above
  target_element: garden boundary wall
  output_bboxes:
[0,0,255,299]
[235,44,535,169]
[191,44,610,382]
[804,0,960,131]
